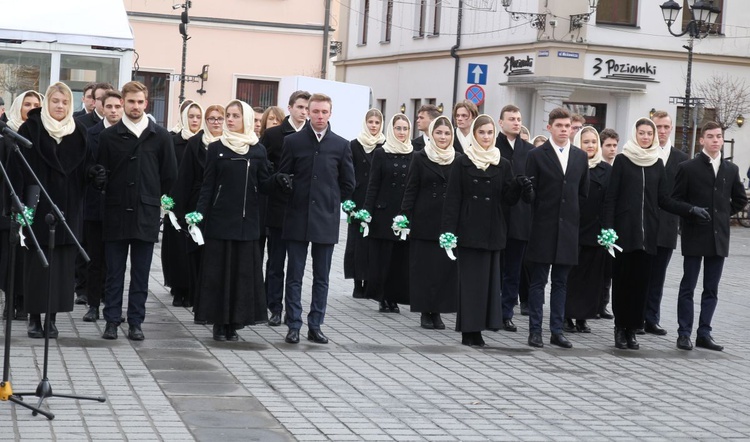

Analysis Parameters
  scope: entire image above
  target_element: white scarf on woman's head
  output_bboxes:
[574,126,603,169]
[7,90,43,131]
[622,118,659,167]
[40,83,76,144]
[356,109,386,153]
[180,102,203,141]
[424,116,456,166]
[201,106,223,148]
[383,114,413,154]
[464,114,500,171]
[171,99,194,134]
[220,100,258,155]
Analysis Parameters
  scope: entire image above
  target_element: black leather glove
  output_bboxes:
[88,165,107,189]
[516,175,534,201]
[276,173,293,194]
[689,206,711,222]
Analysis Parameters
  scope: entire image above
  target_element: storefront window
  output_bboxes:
[564,102,608,133]
[60,54,120,110]
[0,50,51,108]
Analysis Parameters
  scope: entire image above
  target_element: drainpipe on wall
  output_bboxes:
[450,0,464,109]
[321,0,332,79]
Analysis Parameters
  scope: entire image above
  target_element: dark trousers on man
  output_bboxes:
[644,246,674,326]
[83,220,106,308]
[528,263,572,334]
[677,255,724,338]
[284,240,334,331]
[501,238,527,320]
[265,226,286,315]
[103,239,154,326]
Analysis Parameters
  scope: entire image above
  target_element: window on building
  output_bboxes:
[430,0,442,36]
[415,0,427,38]
[0,50,51,110]
[236,79,278,109]
[563,102,608,133]
[359,0,370,45]
[132,71,170,127]
[596,0,638,26]
[681,0,724,35]
[60,54,120,110]
[382,0,394,43]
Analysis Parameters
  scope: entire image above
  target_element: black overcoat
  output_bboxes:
[97,119,178,242]
[171,132,208,254]
[171,132,191,166]
[579,161,612,246]
[602,154,693,255]
[441,155,521,250]
[83,121,106,222]
[278,123,355,245]
[75,110,101,129]
[350,139,381,208]
[401,149,460,241]
[363,148,413,240]
[496,133,533,241]
[411,135,426,151]
[525,142,589,265]
[656,147,689,248]
[672,153,747,257]
[260,116,297,228]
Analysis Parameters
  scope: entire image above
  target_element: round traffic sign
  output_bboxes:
[465,85,485,106]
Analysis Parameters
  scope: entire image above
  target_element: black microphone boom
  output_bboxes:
[0,120,33,149]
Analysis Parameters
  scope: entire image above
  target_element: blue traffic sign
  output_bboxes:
[467,63,488,85]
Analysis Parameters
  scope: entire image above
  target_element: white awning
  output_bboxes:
[0,0,133,49]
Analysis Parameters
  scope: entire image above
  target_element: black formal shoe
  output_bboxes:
[598,308,614,320]
[696,335,724,351]
[528,332,544,348]
[225,325,239,342]
[625,329,639,350]
[503,319,517,332]
[614,327,628,349]
[285,329,300,344]
[14,307,27,321]
[83,306,100,322]
[676,335,693,350]
[172,296,183,307]
[576,320,591,333]
[645,322,668,336]
[550,333,573,349]
[474,332,486,347]
[268,312,282,327]
[635,328,646,335]
[563,318,577,333]
[308,329,329,344]
[46,321,59,339]
[431,313,445,330]
[128,324,145,341]
[420,313,434,329]
[388,301,400,313]
[213,324,227,341]
[75,294,88,305]
[461,332,474,346]
[27,315,44,339]
[102,322,118,340]
[520,302,530,316]
[378,300,389,312]
[194,319,207,325]
[183,298,194,308]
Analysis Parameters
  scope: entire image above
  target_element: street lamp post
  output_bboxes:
[660,0,721,156]
[175,1,192,104]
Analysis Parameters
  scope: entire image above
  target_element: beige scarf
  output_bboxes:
[356,109,386,153]
[455,128,472,152]
[574,127,603,169]
[622,119,659,167]
[383,114,413,154]
[171,99,194,134]
[7,90,43,131]
[424,116,456,166]
[180,102,203,141]
[220,100,259,155]
[40,83,76,144]
[464,114,500,171]
[122,115,149,138]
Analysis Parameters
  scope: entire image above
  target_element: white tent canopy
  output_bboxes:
[0,0,133,49]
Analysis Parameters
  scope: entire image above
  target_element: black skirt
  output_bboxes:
[364,238,410,304]
[343,221,368,281]
[195,238,267,326]
[565,245,607,319]
[0,230,24,300]
[409,239,458,313]
[23,245,76,315]
[455,247,503,332]
[160,221,190,293]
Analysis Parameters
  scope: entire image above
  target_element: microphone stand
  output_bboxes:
[6,137,106,419]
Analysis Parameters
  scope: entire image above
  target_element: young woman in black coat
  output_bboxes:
[401,116,460,329]
[441,114,533,347]
[171,104,224,318]
[344,109,384,298]
[363,114,413,312]
[564,127,612,333]
[193,100,270,341]
[603,118,703,350]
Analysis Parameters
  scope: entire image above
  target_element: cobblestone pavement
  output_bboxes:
[2,222,750,441]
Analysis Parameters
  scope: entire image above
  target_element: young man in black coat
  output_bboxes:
[259,90,310,327]
[73,82,96,119]
[496,105,534,332]
[98,81,177,341]
[525,107,589,349]
[672,121,747,351]
[411,104,440,151]
[276,93,355,345]
[76,83,114,130]
[642,111,689,335]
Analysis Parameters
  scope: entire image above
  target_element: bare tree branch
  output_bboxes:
[695,73,750,130]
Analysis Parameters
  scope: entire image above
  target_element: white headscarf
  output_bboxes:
[424,116,456,166]
[622,118,659,167]
[201,105,224,148]
[574,126,603,169]
[40,82,76,144]
[171,99,194,134]
[383,114,413,154]
[7,90,43,131]
[220,100,259,155]
[180,102,203,141]
[356,109,386,153]
[464,114,500,171]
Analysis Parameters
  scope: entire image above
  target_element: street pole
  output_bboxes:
[180,35,187,104]
[682,36,694,156]
[178,1,191,104]
[321,0,331,79]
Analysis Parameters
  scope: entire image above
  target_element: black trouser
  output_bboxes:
[83,220,106,308]
[644,246,673,325]
[612,250,652,329]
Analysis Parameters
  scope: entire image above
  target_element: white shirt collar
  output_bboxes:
[290,119,305,132]
[422,133,429,145]
[550,139,570,152]
[315,126,327,140]
[703,151,721,175]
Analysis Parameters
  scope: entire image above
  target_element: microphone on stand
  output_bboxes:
[0,120,33,148]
